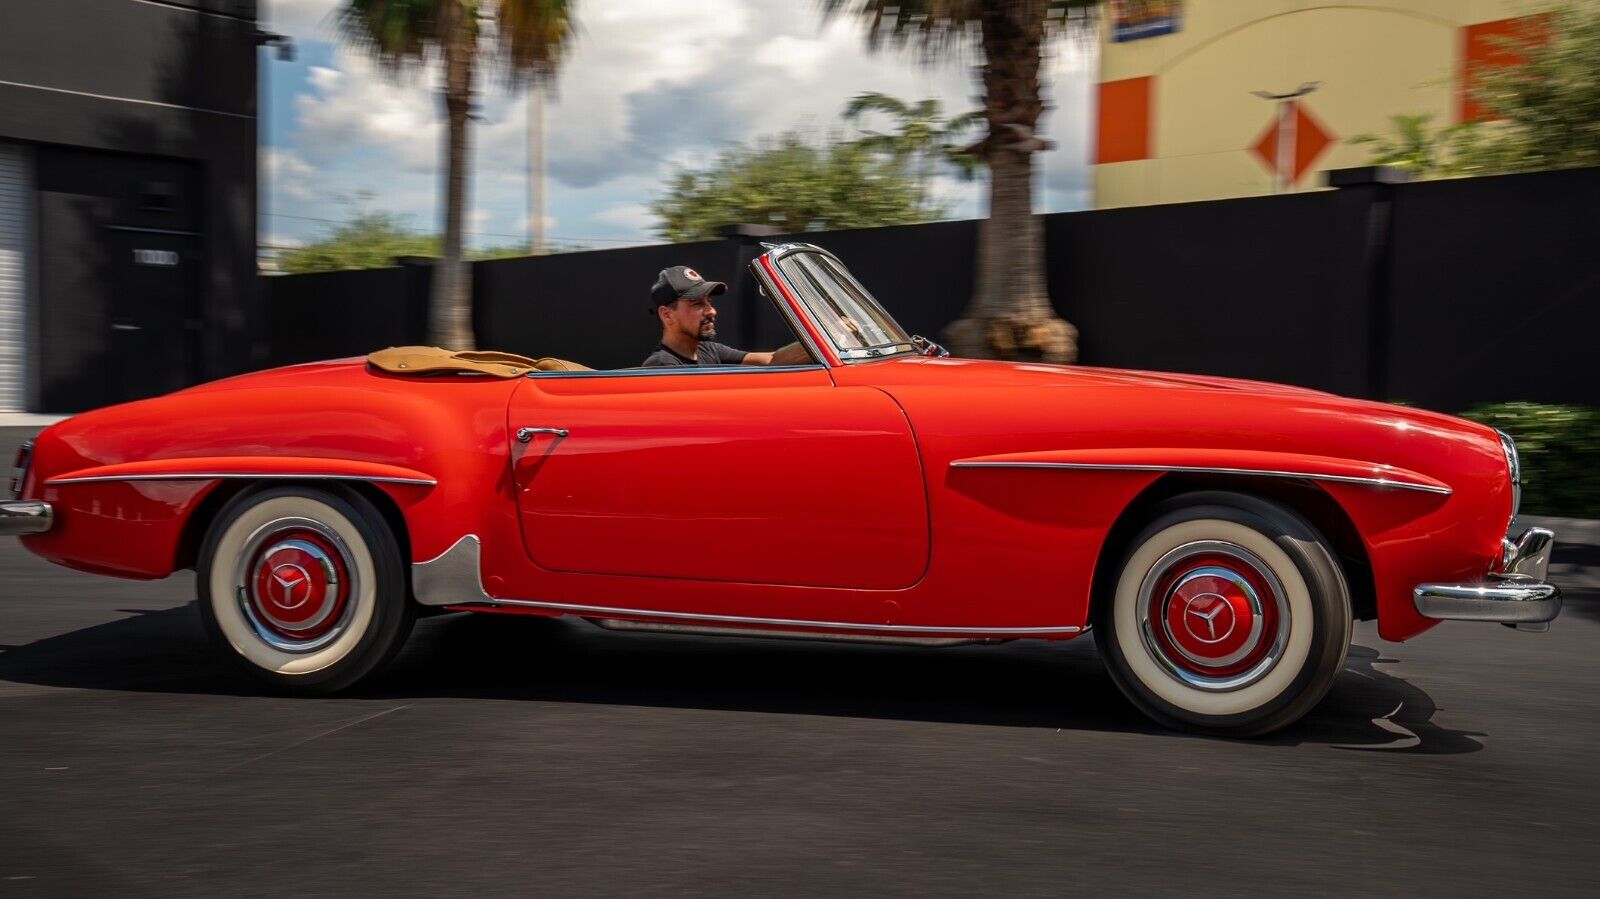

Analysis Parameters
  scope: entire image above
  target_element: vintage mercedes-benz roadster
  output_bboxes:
[2,243,1561,735]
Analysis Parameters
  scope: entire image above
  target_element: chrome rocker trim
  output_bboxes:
[1414,528,1562,629]
[949,461,1452,496]
[411,533,1082,637]
[0,501,53,536]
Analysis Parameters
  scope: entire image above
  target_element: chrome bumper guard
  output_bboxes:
[1414,528,1562,631]
[0,501,53,536]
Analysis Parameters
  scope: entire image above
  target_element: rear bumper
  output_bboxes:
[1414,527,1562,626]
[0,501,53,535]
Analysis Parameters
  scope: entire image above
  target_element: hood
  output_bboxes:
[840,356,1498,454]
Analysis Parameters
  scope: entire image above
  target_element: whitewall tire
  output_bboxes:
[197,485,414,693]
[1094,491,1352,737]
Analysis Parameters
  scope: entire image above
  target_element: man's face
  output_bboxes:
[663,295,717,341]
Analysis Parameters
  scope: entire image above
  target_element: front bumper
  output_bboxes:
[1414,527,1562,628]
[0,501,53,536]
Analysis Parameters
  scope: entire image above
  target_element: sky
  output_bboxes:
[260,0,1098,252]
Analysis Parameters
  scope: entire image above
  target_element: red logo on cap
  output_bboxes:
[684,268,701,281]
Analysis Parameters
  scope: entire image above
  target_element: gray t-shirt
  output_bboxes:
[641,342,748,367]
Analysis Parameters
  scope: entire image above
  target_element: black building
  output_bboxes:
[0,0,259,413]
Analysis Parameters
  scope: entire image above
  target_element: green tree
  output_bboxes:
[1454,1,1600,175]
[275,210,531,274]
[277,211,439,273]
[844,92,984,213]
[822,1,1102,363]
[650,132,937,242]
[339,0,575,349]
[1347,113,1467,177]
[1353,2,1600,178]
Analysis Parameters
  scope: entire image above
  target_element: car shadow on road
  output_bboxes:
[0,601,1488,752]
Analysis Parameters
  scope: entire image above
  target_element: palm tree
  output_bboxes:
[844,92,984,214]
[340,0,575,349]
[823,1,1099,362]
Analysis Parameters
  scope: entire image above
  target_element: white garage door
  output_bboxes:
[0,143,27,412]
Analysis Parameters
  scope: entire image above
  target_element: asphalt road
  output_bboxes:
[2,426,1597,896]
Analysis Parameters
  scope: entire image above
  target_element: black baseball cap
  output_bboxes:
[650,265,727,313]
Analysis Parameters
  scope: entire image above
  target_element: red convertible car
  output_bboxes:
[1,243,1561,735]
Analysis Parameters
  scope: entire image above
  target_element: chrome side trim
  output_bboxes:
[46,473,437,487]
[412,535,493,606]
[0,501,53,536]
[590,618,994,647]
[461,596,1081,636]
[948,461,1453,496]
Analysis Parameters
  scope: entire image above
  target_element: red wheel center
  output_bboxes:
[1165,575,1254,661]
[248,530,349,641]
[1148,553,1280,678]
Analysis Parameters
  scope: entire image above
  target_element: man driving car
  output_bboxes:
[641,266,811,367]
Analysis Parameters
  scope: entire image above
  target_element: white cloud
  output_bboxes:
[295,52,441,171]
[590,202,655,232]
[263,0,1099,247]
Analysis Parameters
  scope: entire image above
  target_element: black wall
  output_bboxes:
[267,264,429,367]
[474,239,737,370]
[1386,168,1600,409]
[264,164,1600,413]
[1046,191,1364,396]
[0,0,259,410]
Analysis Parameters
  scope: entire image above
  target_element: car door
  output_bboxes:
[507,366,929,596]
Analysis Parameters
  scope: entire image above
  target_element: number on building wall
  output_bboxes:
[133,249,179,267]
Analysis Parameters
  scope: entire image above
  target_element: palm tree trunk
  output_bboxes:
[431,0,477,350]
[941,0,1077,363]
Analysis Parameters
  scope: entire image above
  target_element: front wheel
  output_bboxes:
[1094,491,1352,737]
[197,485,415,693]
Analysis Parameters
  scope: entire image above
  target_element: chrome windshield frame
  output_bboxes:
[757,243,918,365]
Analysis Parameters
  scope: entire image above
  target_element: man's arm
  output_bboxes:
[740,342,811,366]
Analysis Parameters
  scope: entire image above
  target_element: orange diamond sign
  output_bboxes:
[1250,101,1335,187]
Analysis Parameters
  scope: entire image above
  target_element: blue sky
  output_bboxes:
[261,1,1097,253]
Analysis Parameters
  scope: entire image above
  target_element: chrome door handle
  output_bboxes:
[516,427,569,443]
[111,323,143,331]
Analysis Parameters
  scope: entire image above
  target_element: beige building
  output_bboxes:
[1093,0,1543,208]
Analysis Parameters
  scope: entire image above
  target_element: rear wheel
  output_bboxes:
[197,485,414,693]
[1094,491,1351,737]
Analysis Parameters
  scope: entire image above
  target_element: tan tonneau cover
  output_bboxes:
[367,346,592,377]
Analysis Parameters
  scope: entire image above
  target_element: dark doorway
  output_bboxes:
[35,146,200,412]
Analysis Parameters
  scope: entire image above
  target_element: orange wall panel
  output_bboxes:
[1460,15,1546,123]
[1096,76,1152,164]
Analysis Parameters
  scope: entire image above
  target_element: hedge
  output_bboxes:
[1461,403,1600,519]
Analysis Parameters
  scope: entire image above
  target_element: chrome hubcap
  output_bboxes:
[1138,540,1290,691]
[234,517,358,653]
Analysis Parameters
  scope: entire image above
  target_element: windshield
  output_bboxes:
[774,252,914,360]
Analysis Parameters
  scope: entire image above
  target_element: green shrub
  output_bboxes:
[1461,403,1600,519]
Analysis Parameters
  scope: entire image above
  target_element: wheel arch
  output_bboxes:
[176,479,415,589]
[1088,473,1377,625]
